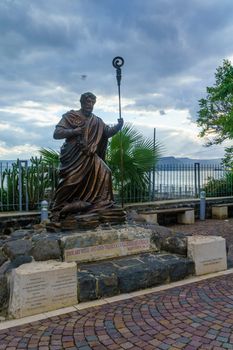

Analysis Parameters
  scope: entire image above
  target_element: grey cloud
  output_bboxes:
[0,0,233,159]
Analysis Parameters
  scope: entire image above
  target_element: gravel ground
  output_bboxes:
[169,218,233,259]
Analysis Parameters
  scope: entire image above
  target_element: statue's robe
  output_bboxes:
[52,110,120,217]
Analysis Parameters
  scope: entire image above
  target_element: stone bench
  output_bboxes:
[212,203,233,219]
[139,207,195,225]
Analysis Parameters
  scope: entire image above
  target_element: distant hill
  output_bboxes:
[1,157,222,167]
[157,156,222,166]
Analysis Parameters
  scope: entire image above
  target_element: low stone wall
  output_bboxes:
[0,212,40,235]
[0,223,193,318]
[1,197,233,233]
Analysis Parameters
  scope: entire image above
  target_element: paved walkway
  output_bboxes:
[1,272,233,349]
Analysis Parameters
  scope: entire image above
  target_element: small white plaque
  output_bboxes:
[9,261,77,318]
[188,236,227,276]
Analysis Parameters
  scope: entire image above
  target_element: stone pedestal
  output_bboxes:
[212,205,228,220]
[177,210,195,224]
[61,225,157,263]
[9,261,77,318]
[187,236,227,276]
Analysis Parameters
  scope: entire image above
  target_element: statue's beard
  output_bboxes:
[82,109,92,117]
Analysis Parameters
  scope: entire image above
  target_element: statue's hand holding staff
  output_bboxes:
[118,118,124,130]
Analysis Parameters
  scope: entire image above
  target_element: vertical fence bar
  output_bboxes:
[186,163,188,197]
[152,128,156,200]
[18,160,22,211]
[41,162,45,207]
[180,163,182,197]
[194,162,200,197]
[12,164,15,211]
[198,163,201,196]
[6,162,9,211]
[18,160,28,211]
[188,163,191,197]
[36,159,40,208]
[194,163,197,197]
[148,171,151,201]
[25,161,29,211]
[0,162,3,211]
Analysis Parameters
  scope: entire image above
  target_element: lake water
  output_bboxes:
[150,167,226,198]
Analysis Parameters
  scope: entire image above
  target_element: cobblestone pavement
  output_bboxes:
[2,273,233,349]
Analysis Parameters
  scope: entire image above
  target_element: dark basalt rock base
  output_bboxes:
[77,252,195,302]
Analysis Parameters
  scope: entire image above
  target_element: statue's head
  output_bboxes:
[80,92,96,117]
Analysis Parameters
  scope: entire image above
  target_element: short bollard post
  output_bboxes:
[41,200,49,222]
[200,191,206,221]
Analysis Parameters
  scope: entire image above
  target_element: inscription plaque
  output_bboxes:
[9,261,77,318]
[187,236,227,276]
[64,238,151,263]
[61,226,156,263]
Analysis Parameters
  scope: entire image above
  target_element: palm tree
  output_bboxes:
[107,123,162,203]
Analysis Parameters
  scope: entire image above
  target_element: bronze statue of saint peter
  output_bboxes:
[51,92,123,221]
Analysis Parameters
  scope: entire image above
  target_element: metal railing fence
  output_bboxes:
[113,163,233,203]
[0,159,58,212]
[0,160,232,211]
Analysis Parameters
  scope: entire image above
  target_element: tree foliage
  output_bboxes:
[197,59,233,146]
[221,146,233,169]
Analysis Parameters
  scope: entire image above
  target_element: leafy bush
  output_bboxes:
[203,171,233,197]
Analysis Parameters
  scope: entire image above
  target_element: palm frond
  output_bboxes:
[39,148,60,167]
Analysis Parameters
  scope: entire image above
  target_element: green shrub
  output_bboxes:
[203,172,233,197]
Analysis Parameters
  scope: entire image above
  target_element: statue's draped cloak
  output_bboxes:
[52,110,114,213]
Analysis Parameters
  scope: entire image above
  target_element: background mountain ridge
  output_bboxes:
[157,156,222,165]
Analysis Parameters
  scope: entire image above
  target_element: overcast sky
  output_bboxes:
[0,0,233,160]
